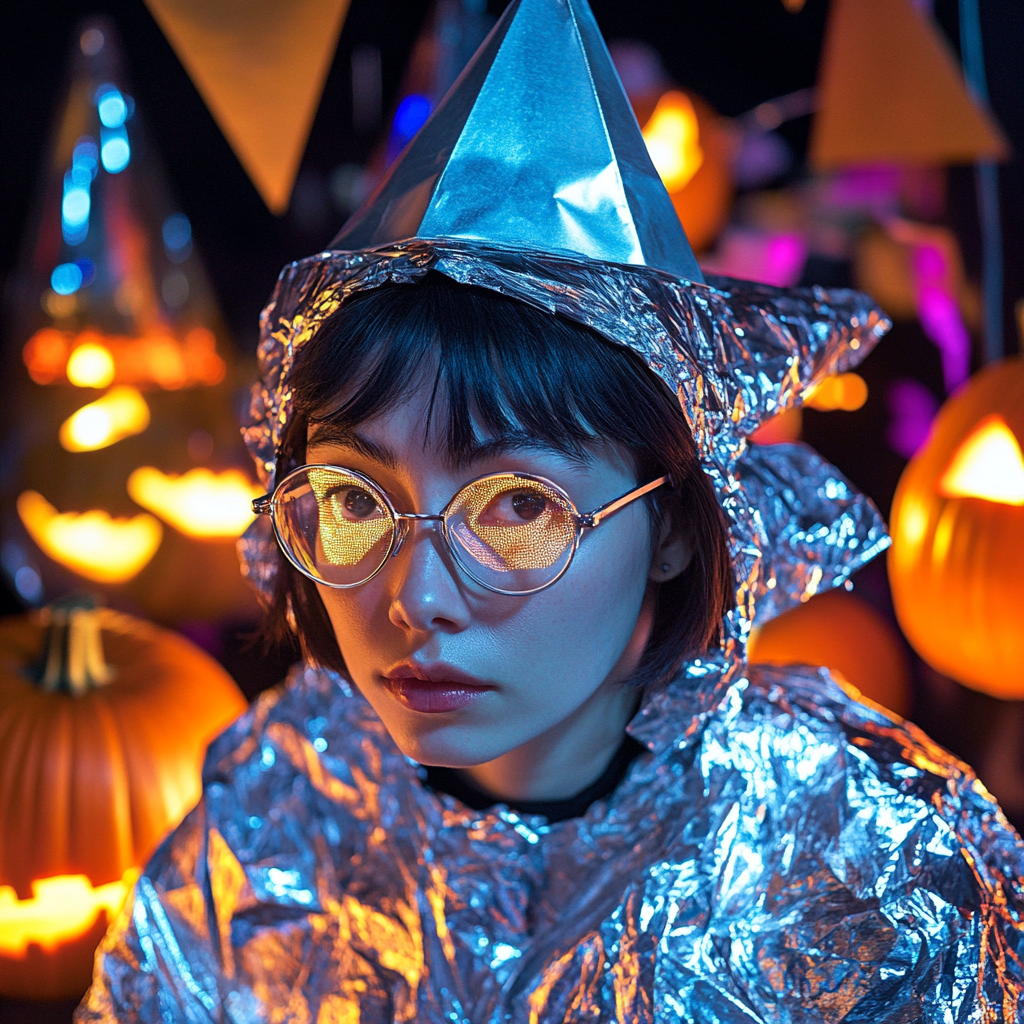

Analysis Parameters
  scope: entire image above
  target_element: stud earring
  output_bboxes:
[661,563,671,573]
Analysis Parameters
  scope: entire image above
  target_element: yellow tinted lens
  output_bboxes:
[454,476,575,571]
[307,468,392,567]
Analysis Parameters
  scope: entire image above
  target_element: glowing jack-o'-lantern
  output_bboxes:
[3,24,257,625]
[889,357,1024,697]
[0,598,246,998]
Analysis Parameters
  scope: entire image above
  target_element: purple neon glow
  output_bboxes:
[912,242,970,392]
[828,165,901,217]
[886,378,940,459]
[700,229,807,288]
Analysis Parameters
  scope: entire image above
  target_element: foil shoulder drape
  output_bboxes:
[78,662,1024,1023]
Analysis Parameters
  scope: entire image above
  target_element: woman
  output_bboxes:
[80,0,1023,1020]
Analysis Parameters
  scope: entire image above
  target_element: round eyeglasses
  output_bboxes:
[253,465,668,596]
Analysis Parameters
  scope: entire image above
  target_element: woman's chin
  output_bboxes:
[388,720,511,770]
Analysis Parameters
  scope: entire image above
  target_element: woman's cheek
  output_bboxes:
[499,525,649,693]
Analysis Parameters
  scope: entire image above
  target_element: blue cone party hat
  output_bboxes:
[333,0,703,282]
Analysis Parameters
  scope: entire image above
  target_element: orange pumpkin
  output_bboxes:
[889,357,1024,698]
[0,598,247,999]
[749,588,912,717]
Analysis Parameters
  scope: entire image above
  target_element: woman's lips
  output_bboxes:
[383,675,492,714]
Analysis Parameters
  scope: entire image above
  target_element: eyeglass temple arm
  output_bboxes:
[253,495,273,515]
[579,475,669,528]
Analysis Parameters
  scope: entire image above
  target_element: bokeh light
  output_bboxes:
[16,491,163,583]
[66,343,115,388]
[96,85,128,128]
[50,262,84,296]
[127,467,262,538]
[59,386,151,452]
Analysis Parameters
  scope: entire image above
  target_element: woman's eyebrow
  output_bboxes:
[306,425,398,469]
[307,424,590,470]
[462,433,590,467]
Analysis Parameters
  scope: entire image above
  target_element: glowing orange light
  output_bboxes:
[803,373,869,412]
[17,491,162,583]
[642,91,704,193]
[21,327,225,389]
[66,343,115,388]
[0,870,137,957]
[939,415,1024,506]
[127,467,262,538]
[59,386,151,452]
[22,329,70,384]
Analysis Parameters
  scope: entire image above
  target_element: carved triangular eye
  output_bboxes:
[939,414,1024,506]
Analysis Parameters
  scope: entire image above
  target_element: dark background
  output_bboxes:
[1,1,1022,1019]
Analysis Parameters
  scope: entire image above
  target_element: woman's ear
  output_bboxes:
[648,509,694,583]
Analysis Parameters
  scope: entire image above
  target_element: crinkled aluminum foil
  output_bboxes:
[79,659,1024,1022]
[78,236,1024,1022]
[237,237,890,642]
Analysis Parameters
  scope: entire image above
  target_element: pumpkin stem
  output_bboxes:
[31,595,116,695]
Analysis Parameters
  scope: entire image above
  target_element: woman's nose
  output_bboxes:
[387,521,472,633]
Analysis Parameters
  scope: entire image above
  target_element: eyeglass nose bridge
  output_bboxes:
[389,511,445,559]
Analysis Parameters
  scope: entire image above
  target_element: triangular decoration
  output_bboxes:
[810,0,1008,169]
[144,0,351,213]
[334,0,702,281]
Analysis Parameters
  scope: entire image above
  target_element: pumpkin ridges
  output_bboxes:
[73,695,136,887]
[36,694,75,886]
[7,685,64,895]
[100,628,246,858]
[0,679,55,896]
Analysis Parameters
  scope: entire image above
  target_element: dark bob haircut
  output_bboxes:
[266,272,733,687]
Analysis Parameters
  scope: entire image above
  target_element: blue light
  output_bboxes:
[393,94,432,142]
[101,128,130,173]
[162,213,191,251]
[72,138,99,179]
[51,262,84,295]
[62,183,90,227]
[75,257,96,287]
[14,566,43,604]
[96,85,127,128]
[62,173,90,244]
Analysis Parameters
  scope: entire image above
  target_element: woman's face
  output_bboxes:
[307,377,668,776]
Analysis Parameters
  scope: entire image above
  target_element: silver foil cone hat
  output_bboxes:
[240,0,892,649]
[333,0,703,281]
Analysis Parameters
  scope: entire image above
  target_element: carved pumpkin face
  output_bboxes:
[0,605,247,999]
[889,357,1024,698]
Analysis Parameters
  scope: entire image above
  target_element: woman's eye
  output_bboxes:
[510,491,547,521]
[343,488,379,519]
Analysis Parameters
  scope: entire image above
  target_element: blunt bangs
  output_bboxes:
[269,272,733,686]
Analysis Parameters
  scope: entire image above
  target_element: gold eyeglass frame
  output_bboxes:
[253,465,669,597]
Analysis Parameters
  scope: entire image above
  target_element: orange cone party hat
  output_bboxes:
[810,0,1008,169]
[143,0,351,213]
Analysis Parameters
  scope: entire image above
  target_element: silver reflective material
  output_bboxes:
[334,0,702,281]
[79,661,1024,1022]
[81,0,1024,1017]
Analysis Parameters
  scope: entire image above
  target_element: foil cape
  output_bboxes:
[79,661,1024,1022]
[236,237,892,640]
